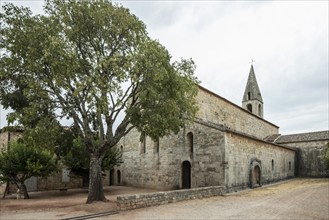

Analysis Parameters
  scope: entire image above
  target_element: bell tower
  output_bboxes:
[242,64,264,118]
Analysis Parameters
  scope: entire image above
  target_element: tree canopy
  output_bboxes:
[0,141,58,199]
[62,136,123,179]
[0,0,199,203]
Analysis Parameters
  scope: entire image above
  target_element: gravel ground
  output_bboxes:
[1,178,328,220]
[105,178,329,220]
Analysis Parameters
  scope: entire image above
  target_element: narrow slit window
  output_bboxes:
[187,132,193,153]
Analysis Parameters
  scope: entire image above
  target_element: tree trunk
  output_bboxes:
[2,182,9,199]
[20,183,29,199]
[86,154,108,203]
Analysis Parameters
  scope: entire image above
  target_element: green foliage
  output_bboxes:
[0,141,58,184]
[62,138,89,177]
[21,117,64,151]
[1,0,199,202]
[102,147,123,171]
[62,137,122,177]
[0,0,198,145]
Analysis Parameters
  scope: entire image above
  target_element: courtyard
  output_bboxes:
[0,178,328,219]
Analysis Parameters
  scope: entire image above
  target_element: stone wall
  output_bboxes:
[36,171,83,191]
[119,121,226,190]
[224,132,296,192]
[284,140,329,177]
[0,131,8,151]
[117,186,225,211]
[196,87,278,139]
[119,109,295,192]
[0,131,23,151]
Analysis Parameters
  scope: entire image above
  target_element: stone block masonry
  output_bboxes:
[116,186,225,211]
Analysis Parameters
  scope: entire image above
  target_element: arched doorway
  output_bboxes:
[182,161,191,189]
[109,169,114,186]
[117,170,121,185]
[250,158,262,188]
[252,165,261,187]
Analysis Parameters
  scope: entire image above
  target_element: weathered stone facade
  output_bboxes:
[117,65,328,193]
[225,132,295,192]
[293,140,328,177]
[271,131,329,177]
[119,111,296,192]
[118,86,297,192]
[196,87,278,139]
[119,120,226,190]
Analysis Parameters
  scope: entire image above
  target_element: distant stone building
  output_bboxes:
[115,65,329,192]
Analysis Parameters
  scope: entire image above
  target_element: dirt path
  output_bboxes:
[1,178,328,219]
[0,186,158,220]
[106,178,329,220]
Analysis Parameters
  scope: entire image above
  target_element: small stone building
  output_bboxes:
[116,65,328,192]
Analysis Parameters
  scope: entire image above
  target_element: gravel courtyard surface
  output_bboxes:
[1,178,328,220]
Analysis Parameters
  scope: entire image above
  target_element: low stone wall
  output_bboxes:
[117,186,225,211]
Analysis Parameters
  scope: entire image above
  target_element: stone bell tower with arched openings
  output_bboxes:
[242,64,264,118]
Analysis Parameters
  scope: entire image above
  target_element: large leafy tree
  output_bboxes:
[0,0,199,203]
[0,141,58,199]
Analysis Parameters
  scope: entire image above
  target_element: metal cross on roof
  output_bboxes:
[249,59,256,65]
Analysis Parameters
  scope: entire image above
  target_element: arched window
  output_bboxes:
[271,159,274,171]
[187,132,193,153]
[248,92,251,100]
[289,161,291,170]
[258,104,262,116]
[247,104,252,113]
[120,145,123,152]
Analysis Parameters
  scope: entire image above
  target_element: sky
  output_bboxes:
[0,0,328,135]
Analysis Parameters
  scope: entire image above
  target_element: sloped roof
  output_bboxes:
[274,130,329,144]
[264,134,281,142]
[198,85,279,128]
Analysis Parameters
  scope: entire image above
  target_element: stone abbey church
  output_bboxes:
[114,65,329,192]
[0,65,328,194]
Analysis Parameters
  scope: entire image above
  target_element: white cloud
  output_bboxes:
[121,1,328,134]
[1,0,328,135]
